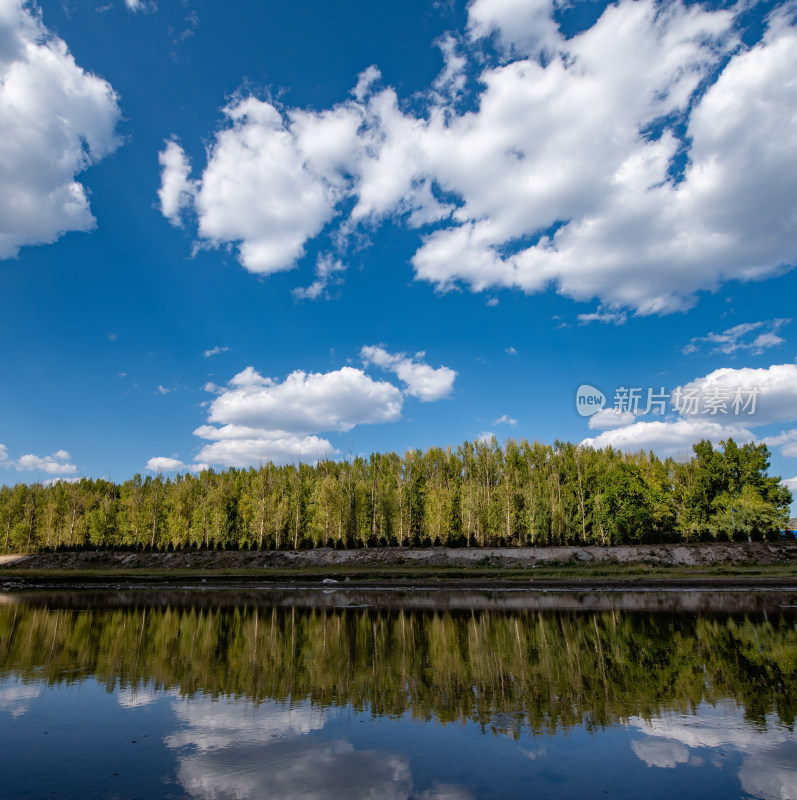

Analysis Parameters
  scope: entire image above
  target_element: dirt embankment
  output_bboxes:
[1,541,796,571]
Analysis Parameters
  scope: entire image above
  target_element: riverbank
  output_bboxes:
[2,541,797,590]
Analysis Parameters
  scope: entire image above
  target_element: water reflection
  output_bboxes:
[0,590,794,799]
[630,705,797,800]
[0,678,41,717]
[165,698,412,800]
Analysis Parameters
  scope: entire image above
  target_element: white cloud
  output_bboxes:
[578,307,627,326]
[583,363,797,457]
[192,428,335,469]
[782,477,797,493]
[477,432,495,444]
[146,457,186,473]
[493,414,516,426]
[678,364,797,427]
[583,417,757,458]
[208,365,403,432]
[467,0,561,58]
[42,476,80,487]
[588,408,636,430]
[292,253,346,301]
[160,95,364,274]
[149,364,405,470]
[505,346,517,355]
[682,319,790,356]
[0,0,121,259]
[0,444,7,463]
[203,345,229,358]
[159,2,797,313]
[432,34,467,103]
[361,345,456,401]
[411,0,753,312]
[158,139,195,225]
[352,65,380,102]
[6,449,77,475]
[762,429,797,449]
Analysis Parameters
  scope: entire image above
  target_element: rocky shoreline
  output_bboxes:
[2,540,796,571]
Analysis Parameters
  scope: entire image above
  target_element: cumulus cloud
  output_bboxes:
[583,363,797,457]
[149,364,405,469]
[763,429,797,458]
[677,364,797,427]
[583,417,757,458]
[361,345,456,401]
[493,414,516,426]
[158,96,364,274]
[682,319,790,356]
[160,2,797,312]
[0,0,121,259]
[782,477,797,493]
[411,0,753,312]
[145,456,186,473]
[1,449,77,475]
[158,139,195,225]
[192,428,335,469]
[588,408,636,430]
[207,365,403,432]
[467,0,561,59]
[432,34,468,103]
[41,476,80,487]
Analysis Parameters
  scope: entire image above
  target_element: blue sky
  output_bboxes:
[1,0,796,507]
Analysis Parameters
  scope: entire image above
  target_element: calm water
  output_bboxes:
[0,589,795,800]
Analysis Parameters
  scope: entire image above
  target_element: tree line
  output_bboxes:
[0,437,791,552]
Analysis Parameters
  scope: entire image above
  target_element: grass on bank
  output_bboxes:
[3,561,797,585]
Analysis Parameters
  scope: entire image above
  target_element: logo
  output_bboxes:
[576,384,606,417]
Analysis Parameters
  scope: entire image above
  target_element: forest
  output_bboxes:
[0,437,792,552]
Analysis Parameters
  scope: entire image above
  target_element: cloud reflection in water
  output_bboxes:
[630,704,797,800]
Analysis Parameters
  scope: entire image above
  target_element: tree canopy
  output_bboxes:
[0,438,791,552]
